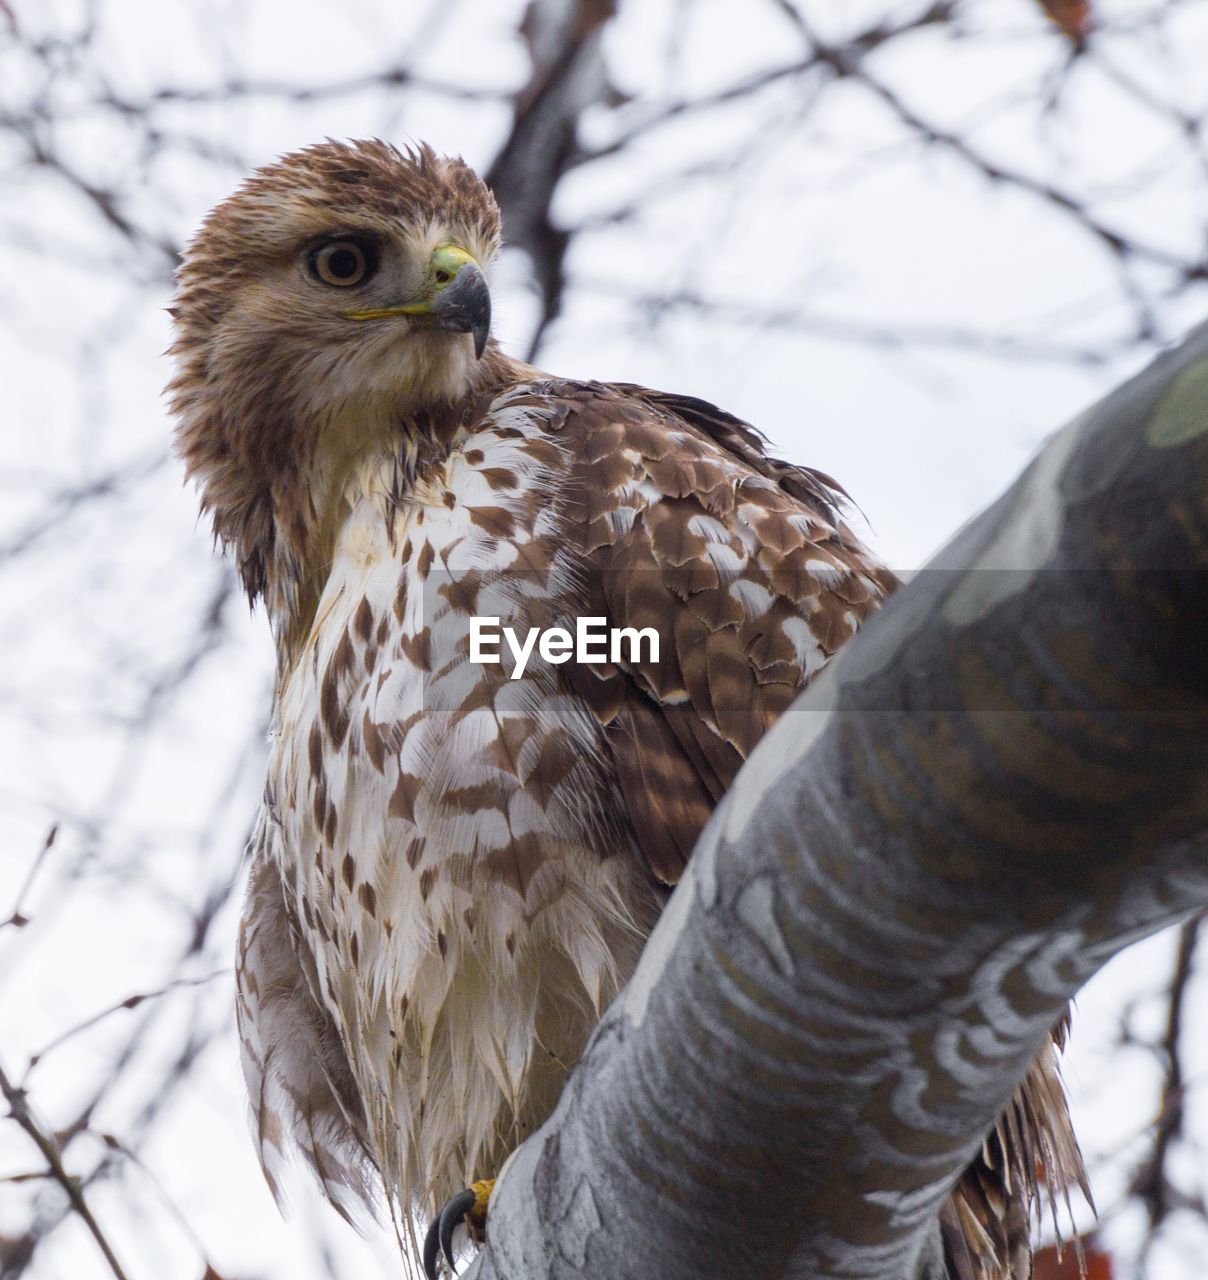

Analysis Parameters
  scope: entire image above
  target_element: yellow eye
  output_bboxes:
[310,239,374,287]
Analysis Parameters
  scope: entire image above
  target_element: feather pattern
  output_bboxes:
[172,140,1086,1279]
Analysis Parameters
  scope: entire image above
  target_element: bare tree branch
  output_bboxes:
[0,1064,129,1280]
[1,827,58,931]
[1131,915,1205,1245]
[469,320,1208,1280]
[488,0,618,357]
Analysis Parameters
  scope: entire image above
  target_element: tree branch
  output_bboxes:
[468,320,1208,1279]
[487,0,618,359]
[1130,913,1204,1242]
[0,1065,129,1280]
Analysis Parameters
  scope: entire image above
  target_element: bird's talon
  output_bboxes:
[423,1183,491,1279]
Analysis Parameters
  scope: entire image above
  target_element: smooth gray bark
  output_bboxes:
[466,323,1208,1280]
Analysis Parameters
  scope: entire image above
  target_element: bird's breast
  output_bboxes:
[265,392,656,1203]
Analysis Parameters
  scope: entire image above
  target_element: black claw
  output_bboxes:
[422,1216,442,1280]
[423,1188,476,1279]
[441,1189,477,1271]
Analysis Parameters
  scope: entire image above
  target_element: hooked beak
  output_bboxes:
[344,245,492,359]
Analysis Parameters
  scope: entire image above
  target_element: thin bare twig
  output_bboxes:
[1130,915,1205,1242]
[0,1064,129,1280]
[24,970,229,1074]
[2,826,58,930]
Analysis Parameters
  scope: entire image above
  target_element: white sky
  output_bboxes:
[1,0,1207,1277]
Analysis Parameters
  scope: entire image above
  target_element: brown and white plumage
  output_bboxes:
[169,140,1084,1277]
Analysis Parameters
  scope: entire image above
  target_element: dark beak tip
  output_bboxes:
[462,267,491,360]
[472,316,490,360]
[434,262,491,360]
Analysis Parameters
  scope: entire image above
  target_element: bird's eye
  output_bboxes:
[310,239,375,287]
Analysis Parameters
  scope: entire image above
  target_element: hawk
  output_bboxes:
[168,140,1085,1279]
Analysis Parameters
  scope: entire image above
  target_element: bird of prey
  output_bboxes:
[168,140,1085,1279]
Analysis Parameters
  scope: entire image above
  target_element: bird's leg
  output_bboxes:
[422,1178,494,1279]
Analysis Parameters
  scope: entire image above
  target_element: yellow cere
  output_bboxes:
[430,244,476,284]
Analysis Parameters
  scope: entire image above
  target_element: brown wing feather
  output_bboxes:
[541,377,1084,1280]
[547,379,895,883]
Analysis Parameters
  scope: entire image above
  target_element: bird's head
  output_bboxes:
[170,139,500,420]
[167,140,503,619]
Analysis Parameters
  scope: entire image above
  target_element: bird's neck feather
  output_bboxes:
[221,343,525,662]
